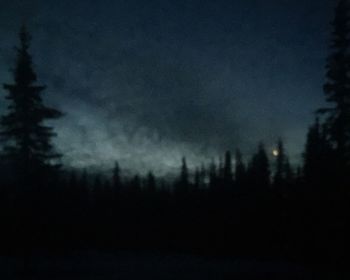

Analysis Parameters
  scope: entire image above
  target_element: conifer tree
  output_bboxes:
[194,168,200,190]
[284,158,294,186]
[223,150,233,186]
[319,0,350,172]
[209,160,217,189]
[303,118,333,188]
[248,143,270,190]
[146,171,156,193]
[273,139,295,196]
[235,149,246,187]
[131,175,141,192]
[199,164,206,187]
[0,26,62,185]
[179,157,189,190]
[273,139,287,187]
[112,161,122,191]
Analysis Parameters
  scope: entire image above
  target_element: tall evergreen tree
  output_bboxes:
[0,26,62,185]
[130,175,141,192]
[319,0,350,173]
[284,158,294,186]
[248,143,270,190]
[209,160,217,189]
[146,171,156,193]
[179,157,189,190]
[273,139,294,196]
[112,161,122,191]
[223,150,233,186]
[218,156,224,180]
[303,118,333,189]
[199,164,206,187]
[273,139,286,187]
[235,149,246,188]
[194,168,201,190]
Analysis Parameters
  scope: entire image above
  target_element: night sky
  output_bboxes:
[0,0,334,175]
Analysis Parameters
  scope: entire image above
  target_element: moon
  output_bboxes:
[272,149,279,157]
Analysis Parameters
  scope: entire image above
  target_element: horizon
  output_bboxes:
[0,0,333,175]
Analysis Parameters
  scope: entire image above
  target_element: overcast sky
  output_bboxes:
[0,0,334,175]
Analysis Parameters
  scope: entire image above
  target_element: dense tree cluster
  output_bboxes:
[0,1,350,276]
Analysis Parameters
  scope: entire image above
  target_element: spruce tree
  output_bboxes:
[209,160,217,189]
[273,139,286,187]
[247,143,270,191]
[0,26,62,185]
[179,157,189,192]
[112,161,122,191]
[194,168,200,190]
[303,118,333,189]
[235,149,246,188]
[273,139,294,196]
[146,171,156,193]
[223,150,233,186]
[320,0,350,172]
[199,164,206,187]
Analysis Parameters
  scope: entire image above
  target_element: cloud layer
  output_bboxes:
[0,0,332,175]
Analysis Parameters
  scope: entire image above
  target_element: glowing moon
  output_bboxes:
[272,149,279,157]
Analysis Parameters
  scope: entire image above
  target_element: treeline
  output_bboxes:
[0,0,350,271]
[0,138,348,267]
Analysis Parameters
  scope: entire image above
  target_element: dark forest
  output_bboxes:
[0,0,350,279]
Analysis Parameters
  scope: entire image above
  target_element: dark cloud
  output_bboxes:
[0,0,333,174]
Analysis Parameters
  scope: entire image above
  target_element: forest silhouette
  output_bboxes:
[0,0,350,278]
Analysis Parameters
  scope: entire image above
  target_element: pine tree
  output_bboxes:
[112,161,122,191]
[303,118,333,189]
[218,156,224,180]
[179,157,189,190]
[319,0,350,172]
[248,143,270,190]
[235,149,246,188]
[284,158,294,187]
[273,139,294,196]
[194,168,200,190]
[146,171,156,193]
[130,175,141,192]
[199,164,206,187]
[223,150,233,186]
[273,139,286,187]
[209,160,217,189]
[0,26,62,185]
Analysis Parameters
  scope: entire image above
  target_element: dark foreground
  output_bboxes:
[0,251,342,280]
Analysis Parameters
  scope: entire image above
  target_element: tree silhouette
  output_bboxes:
[176,157,189,193]
[0,26,62,187]
[273,139,289,187]
[112,161,122,192]
[199,164,206,187]
[303,118,333,190]
[272,139,295,197]
[194,168,201,190]
[319,0,350,180]
[247,143,270,191]
[223,150,233,186]
[209,159,217,189]
[146,171,156,193]
[235,149,246,189]
[284,158,294,186]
